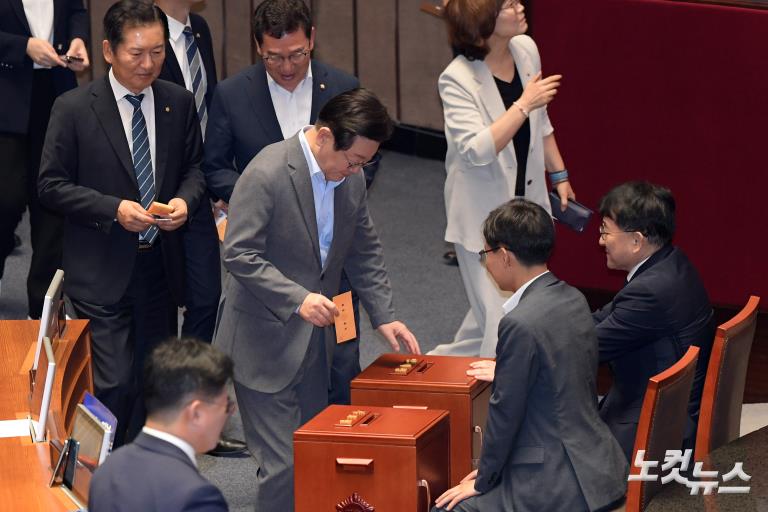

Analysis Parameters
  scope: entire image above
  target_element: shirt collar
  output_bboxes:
[108,68,153,104]
[298,126,344,187]
[266,60,313,93]
[502,270,550,315]
[142,426,197,467]
[166,13,190,43]
[627,255,651,282]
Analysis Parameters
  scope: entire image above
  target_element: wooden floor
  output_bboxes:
[582,289,768,403]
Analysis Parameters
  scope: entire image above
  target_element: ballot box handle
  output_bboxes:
[417,479,431,511]
[336,457,374,468]
[393,405,428,410]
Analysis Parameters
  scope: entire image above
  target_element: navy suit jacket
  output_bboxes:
[89,432,228,512]
[0,0,89,134]
[157,10,217,110]
[473,273,627,511]
[203,59,359,202]
[38,77,205,305]
[594,245,715,460]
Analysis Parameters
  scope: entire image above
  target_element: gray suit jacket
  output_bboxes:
[213,135,394,393]
[475,272,627,511]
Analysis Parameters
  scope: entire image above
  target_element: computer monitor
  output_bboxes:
[33,269,66,372]
[29,336,56,442]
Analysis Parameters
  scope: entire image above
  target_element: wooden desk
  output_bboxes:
[0,319,90,512]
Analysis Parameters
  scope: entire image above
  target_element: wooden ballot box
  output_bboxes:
[351,354,491,486]
[294,405,450,512]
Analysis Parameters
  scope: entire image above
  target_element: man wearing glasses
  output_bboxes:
[213,88,420,512]
[204,0,369,406]
[593,181,714,462]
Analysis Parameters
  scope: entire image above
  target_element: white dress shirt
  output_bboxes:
[502,271,550,314]
[298,126,343,267]
[165,14,207,93]
[108,69,156,179]
[267,64,313,140]
[142,426,197,467]
[22,0,54,69]
[627,255,651,282]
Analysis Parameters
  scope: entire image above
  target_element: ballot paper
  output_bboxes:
[333,291,356,344]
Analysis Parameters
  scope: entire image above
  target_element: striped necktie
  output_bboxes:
[183,26,207,138]
[124,94,158,245]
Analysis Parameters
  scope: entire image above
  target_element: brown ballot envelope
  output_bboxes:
[214,210,227,242]
[333,291,356,344]
[147,201,173,216]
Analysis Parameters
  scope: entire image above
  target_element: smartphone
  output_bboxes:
[62,55,84,63]
[153,216,172,222]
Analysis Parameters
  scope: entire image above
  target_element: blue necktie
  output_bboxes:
[124,94,158,245]
[183,26,207,137]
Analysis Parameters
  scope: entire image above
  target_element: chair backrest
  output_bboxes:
[694,296,760,461]
[626,345,700,512]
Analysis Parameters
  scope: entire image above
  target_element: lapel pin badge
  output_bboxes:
[165,106,171,112]
[320,83,326,90]
[196,33,201,38]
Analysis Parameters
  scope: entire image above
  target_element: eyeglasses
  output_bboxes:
[598,226,637,241]
[199,395,237,415]
[262,48,310,66]
[478,246,502,263]
[343,150,378,170]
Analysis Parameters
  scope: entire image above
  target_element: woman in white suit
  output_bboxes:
[431,0,575,357]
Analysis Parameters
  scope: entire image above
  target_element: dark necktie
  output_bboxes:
[124,93,158,244]
[183,26,207,137]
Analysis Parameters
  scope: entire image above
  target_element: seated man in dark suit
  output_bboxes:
[89,338,232,512]
[435,199,627,512]
[594,181,714,461]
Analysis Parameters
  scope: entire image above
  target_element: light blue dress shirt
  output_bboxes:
[298,127,344,267]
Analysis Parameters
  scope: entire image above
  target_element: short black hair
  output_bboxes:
[483,198,555,266]
[103,0,167,50]
[599,181,676,247]
[252,0,312,45]
[316,88,394,151]
[143,338,234,417]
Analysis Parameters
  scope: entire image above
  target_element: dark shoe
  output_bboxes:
[206,436,248,457]
[443,250,458,266]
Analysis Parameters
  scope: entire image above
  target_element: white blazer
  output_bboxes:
[440,35,554,252]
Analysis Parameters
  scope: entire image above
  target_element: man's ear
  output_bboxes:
[316,126,333,147]
[102,40,114,65]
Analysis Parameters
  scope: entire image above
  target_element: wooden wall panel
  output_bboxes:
[192,1,225,81]
[397,0,452,130]
[356,0,398,118]
[311,0,355,76]
[222,0,256,77]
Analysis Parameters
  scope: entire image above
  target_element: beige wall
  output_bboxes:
[79,0,452,130]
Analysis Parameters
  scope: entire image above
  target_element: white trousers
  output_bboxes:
[429,244,510,357]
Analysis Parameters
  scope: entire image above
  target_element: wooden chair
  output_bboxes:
[694,296,760,461]
[626,346,700,512]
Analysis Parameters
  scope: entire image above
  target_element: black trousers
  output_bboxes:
[0,70,63,318]
[69,243,174,447]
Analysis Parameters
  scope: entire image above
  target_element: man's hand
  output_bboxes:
[65,37,89,72]
[116,200,155,232]
[376,321,421,354]
[299,293,338,327]
[435,472,481,510]
[157,198,188,231]
[26,37,65,68]
[466,360,496,382]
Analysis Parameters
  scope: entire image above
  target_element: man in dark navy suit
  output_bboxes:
[0,0,89,317]
[594,181,715,462]
[38,0,205,446]
[89,338,232,512]
[155,0,247,457]
[205,0,368,406]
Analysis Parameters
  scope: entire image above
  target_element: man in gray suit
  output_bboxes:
[434,199,627,512]
[213,88,420,512]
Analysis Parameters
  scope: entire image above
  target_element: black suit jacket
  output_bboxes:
[203,59,359,202]
[474,272,627,511]
[594,245,715,460]
[89,432,228,512]
[157,10,217,109]
[38,76,205,305]
[0,0,89,134]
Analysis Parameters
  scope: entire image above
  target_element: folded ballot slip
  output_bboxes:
[549,191,593,232]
